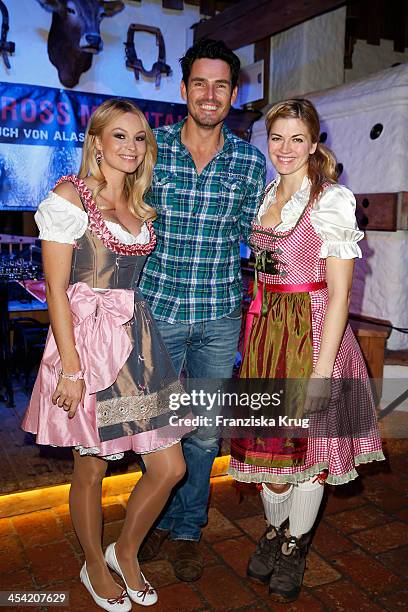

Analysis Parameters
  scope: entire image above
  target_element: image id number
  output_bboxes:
[0,591,69,606]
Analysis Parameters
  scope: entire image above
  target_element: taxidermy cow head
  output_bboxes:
[35,0,124,88]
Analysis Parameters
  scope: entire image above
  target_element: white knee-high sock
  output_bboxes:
[288,478,324,538]
[261,483,294,528]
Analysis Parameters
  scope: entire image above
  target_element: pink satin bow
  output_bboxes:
[42,282,134,394]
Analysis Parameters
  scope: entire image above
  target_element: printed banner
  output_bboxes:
[0,82,187,210]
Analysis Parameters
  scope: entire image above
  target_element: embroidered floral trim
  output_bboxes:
[96,380,184,427]
[55,175,157,256]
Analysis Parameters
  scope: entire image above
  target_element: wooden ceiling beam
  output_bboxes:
[199,0,217,16]
[393,0,407,52]
[162,0,184,9]
[181,0,239,15]
[365,0,381,45]
[194,0,347,48]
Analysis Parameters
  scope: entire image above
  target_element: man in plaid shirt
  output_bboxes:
[139,39,266,581]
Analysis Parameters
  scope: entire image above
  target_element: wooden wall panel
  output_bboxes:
[355,192,408,231]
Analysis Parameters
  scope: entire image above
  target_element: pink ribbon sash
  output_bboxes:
[42,282,134,394]
[23,282,134,447]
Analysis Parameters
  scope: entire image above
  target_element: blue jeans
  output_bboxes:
[155,308,242,541]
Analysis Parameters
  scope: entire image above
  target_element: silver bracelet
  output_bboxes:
[58,369,84,382]
[312,369,331,380]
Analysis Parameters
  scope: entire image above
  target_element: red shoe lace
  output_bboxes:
[256,473,328,490]
[312,471,328,485]
[137,582,155,602]
[107,589,127,604]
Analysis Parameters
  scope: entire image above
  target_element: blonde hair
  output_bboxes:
[78,99,157,221]
[265,98,338,203]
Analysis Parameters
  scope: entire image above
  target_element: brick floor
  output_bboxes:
[1,387,408,610]
[0,446,406,611]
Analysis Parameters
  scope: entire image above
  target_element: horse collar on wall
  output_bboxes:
[0,0,15,69]
[125,24,172,87]
[36,0,124,88]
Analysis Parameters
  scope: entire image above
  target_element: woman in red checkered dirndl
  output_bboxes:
[228,99,384,603]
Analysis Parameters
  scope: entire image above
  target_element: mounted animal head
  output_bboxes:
[35,0,124,88]
[0,0,15,69]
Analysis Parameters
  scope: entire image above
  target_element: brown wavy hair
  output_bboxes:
[78,99,157,221]
[265,98,338,203]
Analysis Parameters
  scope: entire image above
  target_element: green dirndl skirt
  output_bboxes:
[230,291,313,469]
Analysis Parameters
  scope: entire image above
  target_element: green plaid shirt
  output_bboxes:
[139,119,266,323]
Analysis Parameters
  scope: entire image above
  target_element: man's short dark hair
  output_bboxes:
[180,39,241,89]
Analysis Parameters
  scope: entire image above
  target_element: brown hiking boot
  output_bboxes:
[170,540,203,582]
[268,530,312,603]
[139,528,169,562]
[247,519,289,584]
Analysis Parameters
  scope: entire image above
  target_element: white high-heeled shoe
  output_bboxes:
[105,542,158,606]
[80,563,132,612]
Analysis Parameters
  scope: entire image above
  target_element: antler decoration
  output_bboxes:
[125,24,172,87]
[0,0,15,69]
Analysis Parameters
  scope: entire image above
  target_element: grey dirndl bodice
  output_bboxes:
[70,228,147,293]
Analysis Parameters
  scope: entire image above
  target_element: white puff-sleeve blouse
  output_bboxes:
[257,177,363,259]
[35,191,150,245]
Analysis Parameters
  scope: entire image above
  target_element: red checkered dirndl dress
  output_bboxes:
[228,186,384,485]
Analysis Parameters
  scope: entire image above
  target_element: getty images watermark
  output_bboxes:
[167,388,311,429]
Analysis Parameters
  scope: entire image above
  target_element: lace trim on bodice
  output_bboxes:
[55,175,157,256]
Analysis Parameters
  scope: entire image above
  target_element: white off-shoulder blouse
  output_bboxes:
[257,176,363,259]
[34,192,150,246]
